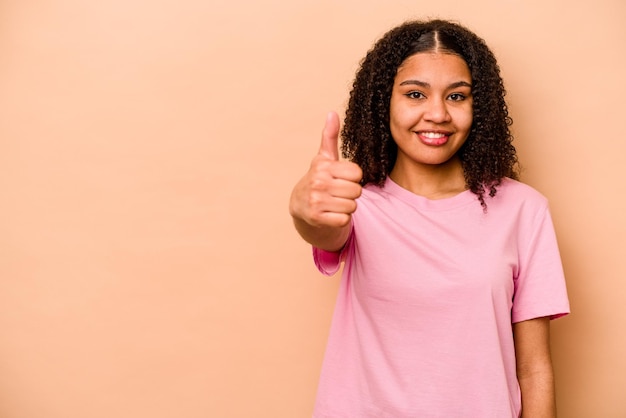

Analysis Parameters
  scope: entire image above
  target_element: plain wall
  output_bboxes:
[1,0,624,417]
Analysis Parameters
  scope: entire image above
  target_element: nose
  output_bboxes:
[424,97,451,123]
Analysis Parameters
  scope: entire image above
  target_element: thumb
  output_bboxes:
[318,111,340,160]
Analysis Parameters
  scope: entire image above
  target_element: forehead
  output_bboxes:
[395,52,471,82]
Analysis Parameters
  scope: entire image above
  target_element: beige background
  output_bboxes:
[0,0,624,417]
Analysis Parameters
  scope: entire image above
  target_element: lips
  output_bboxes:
[417,131,451,146]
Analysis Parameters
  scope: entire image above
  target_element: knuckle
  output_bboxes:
[309,177,327,192]
[307,192,324,208]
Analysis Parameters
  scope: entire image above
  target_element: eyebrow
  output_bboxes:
[399,80,472,89]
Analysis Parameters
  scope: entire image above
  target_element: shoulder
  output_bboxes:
[485,178,554,232]
[491,178,549,209]
[358,179,416,209]
[356,182,394,207]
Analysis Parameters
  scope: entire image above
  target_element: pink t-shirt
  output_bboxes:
[312,177,569,418]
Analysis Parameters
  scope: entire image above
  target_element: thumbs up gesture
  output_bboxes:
[289,112,363,250]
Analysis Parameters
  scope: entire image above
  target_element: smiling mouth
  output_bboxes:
[417,131,450,146]
[422,131,447,138]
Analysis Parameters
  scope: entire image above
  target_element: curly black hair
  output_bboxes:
[341,19,519,209]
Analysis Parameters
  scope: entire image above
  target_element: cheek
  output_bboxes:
[389,113,412,144]
[388,102,402,132]
[389,100,413,130]
[464,114,474,131]
[454,107,473,131]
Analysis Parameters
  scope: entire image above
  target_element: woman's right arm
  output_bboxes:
[288,112,363,252]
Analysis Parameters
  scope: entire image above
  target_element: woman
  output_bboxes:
[289,19,569,417]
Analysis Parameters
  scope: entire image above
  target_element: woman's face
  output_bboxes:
[389,52,473,173]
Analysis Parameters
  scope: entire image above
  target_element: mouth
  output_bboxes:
[416,130,452,146]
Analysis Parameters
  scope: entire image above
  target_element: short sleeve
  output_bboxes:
[512,206,570,323]
[312,225,355,276]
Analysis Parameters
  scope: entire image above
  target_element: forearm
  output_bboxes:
[292,216,351,252]
[514,317,557,418]
[518,368,556,418]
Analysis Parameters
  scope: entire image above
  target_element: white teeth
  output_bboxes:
[421,132,446,138]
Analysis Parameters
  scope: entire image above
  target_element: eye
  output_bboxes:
[448,93,467,101]
[405,91,425,99]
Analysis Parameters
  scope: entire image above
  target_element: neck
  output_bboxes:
[389,157,467,200]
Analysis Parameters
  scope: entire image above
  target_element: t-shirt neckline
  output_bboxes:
[382,176,478,211]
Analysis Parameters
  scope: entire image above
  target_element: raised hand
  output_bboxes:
[289,112,363,250]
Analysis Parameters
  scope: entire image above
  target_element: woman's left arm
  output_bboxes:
[513,316,556,418]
